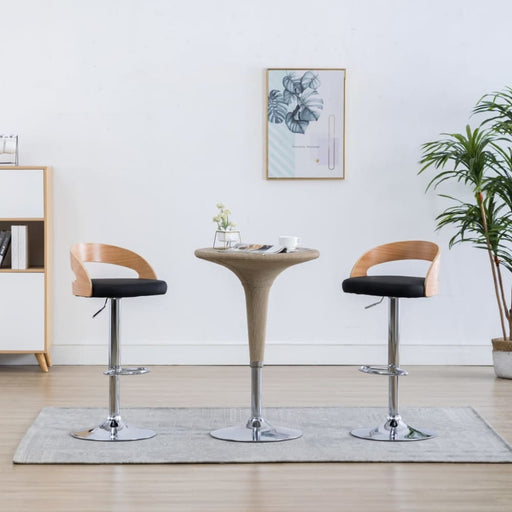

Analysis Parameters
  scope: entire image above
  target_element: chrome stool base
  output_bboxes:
[351,298,436,442]
[350,416,436,442]
[71,417,156,442]
[211,421,302,443]
[70,299,156,442]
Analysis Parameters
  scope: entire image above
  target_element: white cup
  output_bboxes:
[279,235,300,252]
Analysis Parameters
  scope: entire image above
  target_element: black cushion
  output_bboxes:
[342,275,425,298]
[91,278,167,298]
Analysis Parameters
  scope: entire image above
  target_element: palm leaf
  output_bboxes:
[267,90,288,124]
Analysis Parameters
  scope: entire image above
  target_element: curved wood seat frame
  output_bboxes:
[70,243,157,297]
[350,240,441,297]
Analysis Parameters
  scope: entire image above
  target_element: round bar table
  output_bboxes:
[195,247,319,442]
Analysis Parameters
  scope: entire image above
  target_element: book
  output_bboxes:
[11,226,19,269]
[18,225,28,269]
[228,243,286,254]
[10,225,29,269]
[0,230,11,267]
[10,225,28,269]
[0,231,6,265]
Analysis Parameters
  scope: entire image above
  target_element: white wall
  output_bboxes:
[1,0,510,366]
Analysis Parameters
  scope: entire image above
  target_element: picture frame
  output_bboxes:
[266,68,346,180]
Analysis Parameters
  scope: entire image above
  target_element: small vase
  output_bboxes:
[213,230,241,249]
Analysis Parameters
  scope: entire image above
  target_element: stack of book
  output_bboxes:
[0,226,29,269]
[0,230,11,267]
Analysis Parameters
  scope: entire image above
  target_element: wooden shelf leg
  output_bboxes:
[35,353,49,372]
[44,351,52,368]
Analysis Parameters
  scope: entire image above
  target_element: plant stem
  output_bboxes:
[494,256,512,340]
[478,192,507,339]
[510,288,512,341]
[495,257,511,339]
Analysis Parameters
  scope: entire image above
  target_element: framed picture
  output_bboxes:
[266,68,346,180]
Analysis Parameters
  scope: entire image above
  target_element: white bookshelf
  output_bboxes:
[0,167,52,371]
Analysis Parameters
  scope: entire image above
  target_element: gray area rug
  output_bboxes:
[13,406,512,464]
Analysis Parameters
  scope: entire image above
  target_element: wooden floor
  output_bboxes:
[1,365,511,511]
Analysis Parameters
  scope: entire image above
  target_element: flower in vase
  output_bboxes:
[213,203,236,231]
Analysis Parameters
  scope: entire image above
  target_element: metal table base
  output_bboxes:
[210,363,302,443]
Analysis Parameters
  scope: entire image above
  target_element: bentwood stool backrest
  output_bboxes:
[345,240,440,297]
[71,242,165,297]
[70,242,167,442]
[342,240,440,442]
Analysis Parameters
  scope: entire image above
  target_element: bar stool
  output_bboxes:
[342,240,440,441]
[70,243,167,441]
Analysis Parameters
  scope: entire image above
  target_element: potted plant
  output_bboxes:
[212,203,240,249]
[419,87,512,378]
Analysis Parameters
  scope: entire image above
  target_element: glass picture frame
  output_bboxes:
[266,68,346,180]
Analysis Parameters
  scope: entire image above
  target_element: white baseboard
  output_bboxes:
[0,342,493,366]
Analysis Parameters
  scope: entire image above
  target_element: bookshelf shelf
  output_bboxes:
[0,268,45,273]
[0,167,52,372]
[0,218,44,221]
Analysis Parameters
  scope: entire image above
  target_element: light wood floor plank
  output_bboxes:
[0,365,511,511]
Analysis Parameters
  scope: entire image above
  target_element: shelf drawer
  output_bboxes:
[0,273,44,351]
[0,169,44,218]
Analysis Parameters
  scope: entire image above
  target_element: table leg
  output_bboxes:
[210,360,302,442]
[210,283,302,442]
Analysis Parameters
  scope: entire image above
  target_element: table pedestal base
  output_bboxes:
[210,421,302,443]
[209,363,303,442]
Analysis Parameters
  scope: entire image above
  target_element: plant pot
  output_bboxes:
[492,338,512,379]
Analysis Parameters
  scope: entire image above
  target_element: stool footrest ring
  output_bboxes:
[103,367,150,376]
[359,365,408,377]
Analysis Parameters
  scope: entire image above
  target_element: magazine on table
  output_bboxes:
[228,243,286,254]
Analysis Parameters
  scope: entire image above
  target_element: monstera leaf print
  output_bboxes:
[283,72,304,95]
[285,111,309,134]
[283,88,295,105]
[298,90,323,121]
[282,72,305,104]
[268,90,288,124]
[268,70,324,134]
[300,71,320,91]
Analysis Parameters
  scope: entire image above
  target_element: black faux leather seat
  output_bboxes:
[342,275,425,298]
[91,278,167,298]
